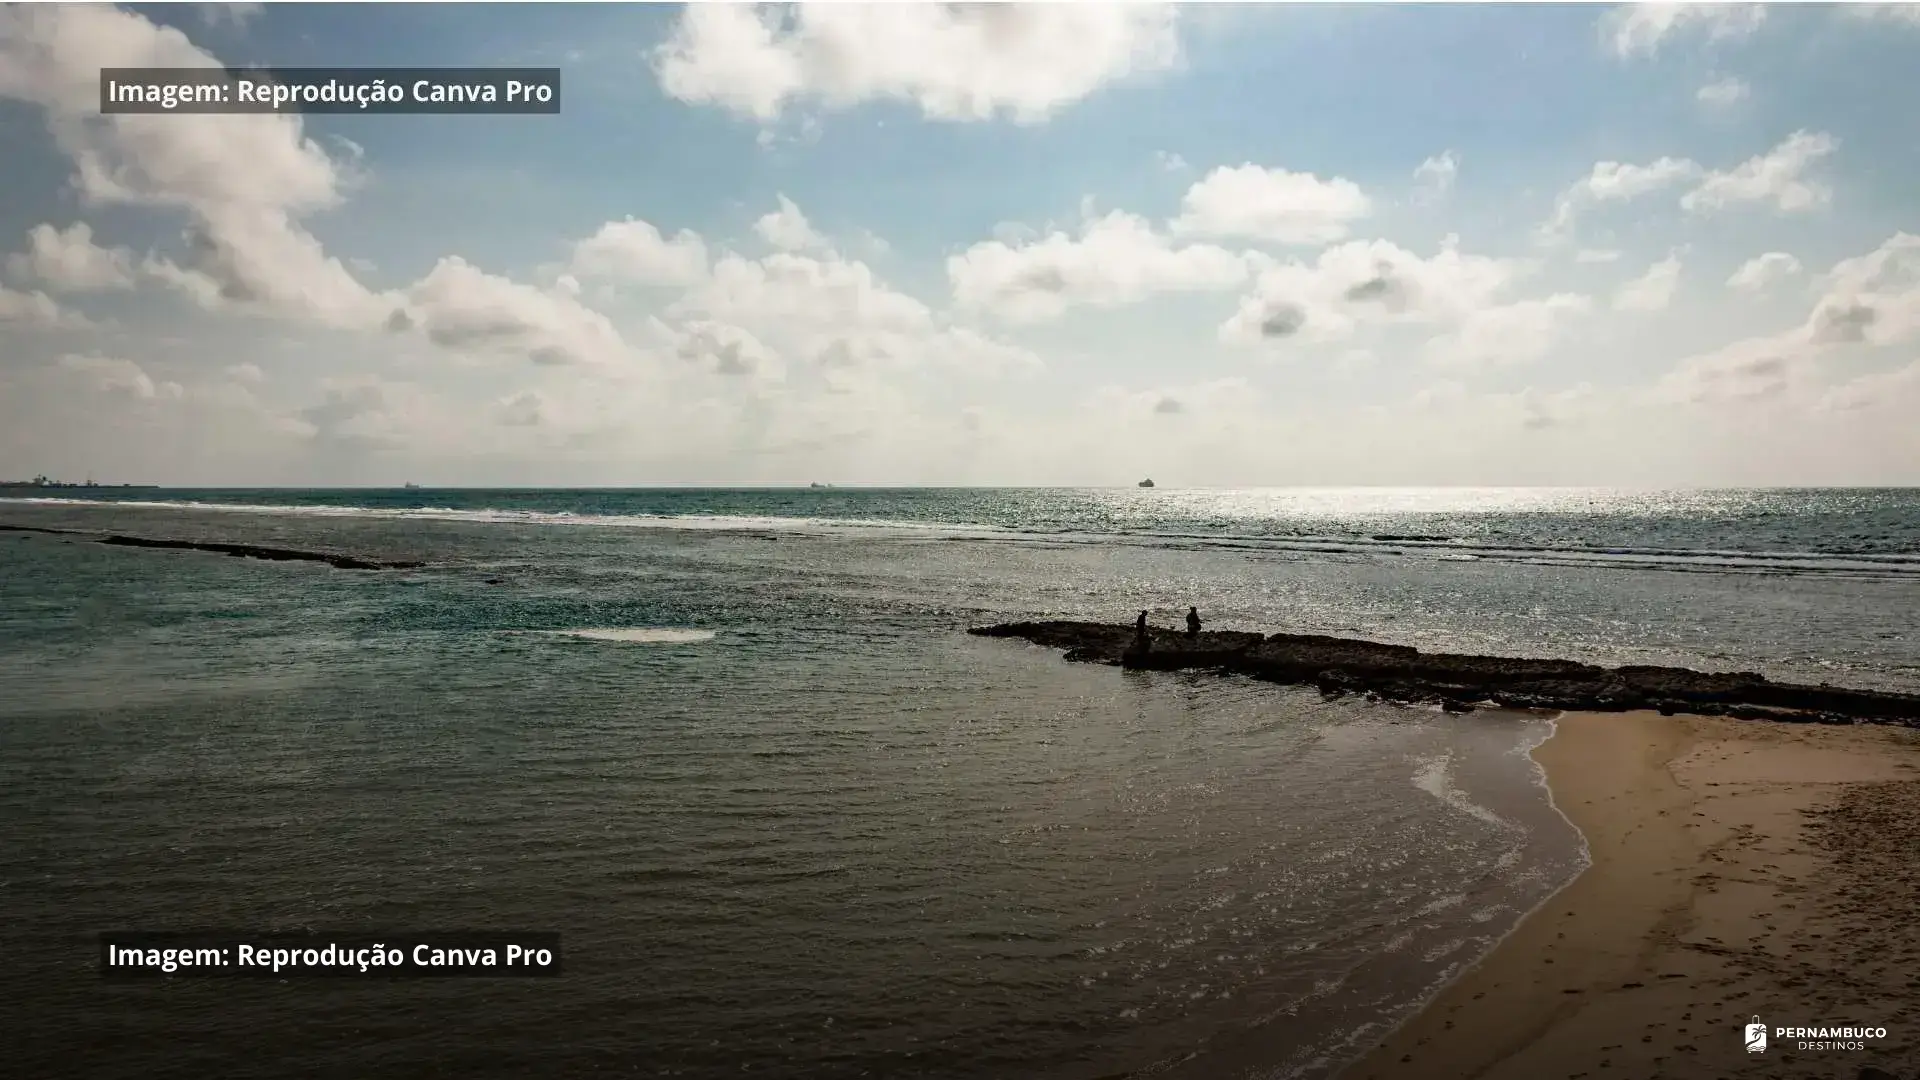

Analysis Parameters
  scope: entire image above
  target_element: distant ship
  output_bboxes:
[1137,478,1155,488]
[403,482,421,490]
[809,482,830,488]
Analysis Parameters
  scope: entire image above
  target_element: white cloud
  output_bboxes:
[56,354,182,400]
[1844,4,1920,27]
[653,3,1181,124]
[6,222,134,291]
[1726,252,1802,291]
[395,256,635,368]
[661,319,785,381]
[681,251,931,335]
[948,209,1254,322]
[0,5,389,329]
[1537,156,1701,243]
[196,3,263,29]
[1697,76,1750,106]
[1681,130,1837,213]
[569,217,709,286]
[1513,383,1599,430]
[1656,233,1920,406]
[1539,131,1840,243]
[753,194,826,252]
[1601,3,1767,58]
[1655,328,1811,404]
[1821,360,1920,413]
[226,362,266,384]
[1428,294,1593,369]
[1168,163,1371,245]
[1219,236,1547,351]
[1575,248,1623,264]
[1810,232,1920,346]
[1412,150,1458,199]
[1613,252,1684,312]
[674,249,1040,380]
[0,283,86,328]
[1154,150,1190,172]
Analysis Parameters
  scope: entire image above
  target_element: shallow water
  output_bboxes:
[2,489,1912,1078]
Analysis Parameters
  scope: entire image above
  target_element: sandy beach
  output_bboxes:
[1342,711,1920,1080]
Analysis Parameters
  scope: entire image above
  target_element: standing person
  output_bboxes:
[1186,606,1202,637]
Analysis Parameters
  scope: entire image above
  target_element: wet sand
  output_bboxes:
[1342,711,1920,1079]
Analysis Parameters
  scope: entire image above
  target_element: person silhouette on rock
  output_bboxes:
[1186,606,1202,637]
[1133,610,1151,652]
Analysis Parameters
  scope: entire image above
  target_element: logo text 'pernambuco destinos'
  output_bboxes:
[1745,1015,1891,1054]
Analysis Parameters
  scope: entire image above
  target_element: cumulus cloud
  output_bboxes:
[1514,383,1598,430]
[1697,76,1750,106]
[1087,377,1254,422]
[1428,294,1593,369]
[1412,150,1458,200]
[56,353,182,400]
[1821,361,1920,413]
[662,319,785,380]
[1575,249,1624,264]
[6,223,134,291]
[1538,131,1838,243]
[681,251,930,335]
[1656,233,1920,406]
[1680,130,1837,213]
[1655,329,1809,404]
[674,249,1040,380]
[495,391,546,428]
[1537,156,1701,244]
[0,283,86,328]
[396,256,634,368]
[1844,4,1920,26]
[569,217,709,286]
[653,3,1181,124]
[1726,252,1802,291]
[1219,236,1582,366]
[1169,163,1371,245]
[1810,232,1920,346]
[1601,3,1767,58]
[947,209,1254,322]
[753,194,826,252]
[1614,252,1685,312]
[196,3,263,29]
[0,5,389,329]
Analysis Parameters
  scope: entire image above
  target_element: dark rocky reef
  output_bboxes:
[969,621,1920,727]
[0,524,423,570]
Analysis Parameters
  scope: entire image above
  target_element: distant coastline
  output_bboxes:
[0,476,156,490]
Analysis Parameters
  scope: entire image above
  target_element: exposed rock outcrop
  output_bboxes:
[0,524,423,570]
[969,621,1920,727]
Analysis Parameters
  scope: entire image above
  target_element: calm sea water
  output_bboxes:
[3,488,1915,1079]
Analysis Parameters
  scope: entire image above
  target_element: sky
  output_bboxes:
[2,1,1918,487]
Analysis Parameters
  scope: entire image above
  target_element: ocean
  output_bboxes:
[3,487,1915,1079]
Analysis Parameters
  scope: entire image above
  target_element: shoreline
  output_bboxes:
[1338,710,1920,1079]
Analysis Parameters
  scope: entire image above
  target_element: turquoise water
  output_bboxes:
[2,488,1915,1078]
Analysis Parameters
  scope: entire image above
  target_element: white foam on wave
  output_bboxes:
[515,628,717,644]
[1410,752,1509,829]
[9,496,1007,540]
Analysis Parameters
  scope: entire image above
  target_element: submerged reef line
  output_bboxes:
[0,524,424,570]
